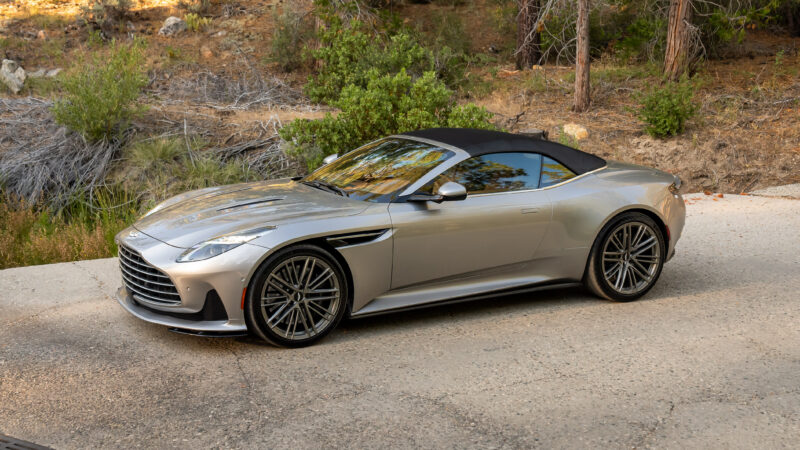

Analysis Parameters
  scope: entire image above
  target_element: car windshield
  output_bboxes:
[303,138,455,202]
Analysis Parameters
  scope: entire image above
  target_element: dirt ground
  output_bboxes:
[2,0,799,192]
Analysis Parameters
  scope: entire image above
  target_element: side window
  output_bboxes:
[425,152,542,195]
[540,156,576,187]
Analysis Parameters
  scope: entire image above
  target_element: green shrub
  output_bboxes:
[444,103,496,128]
[285,2,495,169]
[184,13,212,32]
[52,40,148,142]
[304,17,376,103]
[304,4,476,103]
[636,76,698,138]
[615,16,667,63]
[270,3,314,72]
[281,69,496,169]
[305,15,434,104]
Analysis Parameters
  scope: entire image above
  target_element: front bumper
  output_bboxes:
[116,286,247,333]
[114,227,271,332]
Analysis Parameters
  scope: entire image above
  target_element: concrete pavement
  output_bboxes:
[1,193,799,449]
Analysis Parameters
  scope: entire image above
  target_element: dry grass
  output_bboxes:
[0,202,124,269]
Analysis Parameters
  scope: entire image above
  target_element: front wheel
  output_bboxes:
[584,212,665,302]
[244,244,348,347]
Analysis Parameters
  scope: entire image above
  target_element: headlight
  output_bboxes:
[176,226,276,262]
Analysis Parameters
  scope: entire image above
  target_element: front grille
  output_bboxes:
[118,244,181,306]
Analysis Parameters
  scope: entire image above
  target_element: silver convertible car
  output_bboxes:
[115,128,685,347]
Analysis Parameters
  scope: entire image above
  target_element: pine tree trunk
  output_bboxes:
[787,1,800,37]
[574,0,590,112]
[664,0,692,80]
[516,0,542,70]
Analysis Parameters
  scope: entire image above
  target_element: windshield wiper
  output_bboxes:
[301,180,349,197]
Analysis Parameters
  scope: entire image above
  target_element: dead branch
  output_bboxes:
[0,97,124,211]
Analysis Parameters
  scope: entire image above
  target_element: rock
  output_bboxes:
[14,67,26,84]
[28,69,46,78]
[46,68,63,77]
[158,17,187,36]
[200,45,214,59]
[212,30,227,38]
[562,123,589,140]
[519,129,548,140]
[1,59,25,94]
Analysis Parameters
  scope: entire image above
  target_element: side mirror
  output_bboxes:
[322,153,339,165]
[408,182,467,203]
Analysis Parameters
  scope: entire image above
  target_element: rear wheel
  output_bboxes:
[585,212,665,302]
[244,244,348,347]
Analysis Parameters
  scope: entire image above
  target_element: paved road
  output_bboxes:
[1,193,799,449]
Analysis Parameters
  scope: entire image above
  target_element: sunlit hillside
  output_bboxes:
[1,0,799,267]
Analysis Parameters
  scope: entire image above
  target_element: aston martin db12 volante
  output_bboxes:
[115,128,685,347]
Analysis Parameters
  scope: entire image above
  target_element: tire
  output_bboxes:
[244,244,349,348]
[584,212,666,302]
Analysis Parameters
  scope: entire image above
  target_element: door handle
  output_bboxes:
[521,207,540,214]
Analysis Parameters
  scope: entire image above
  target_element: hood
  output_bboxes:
[134,179,369,248]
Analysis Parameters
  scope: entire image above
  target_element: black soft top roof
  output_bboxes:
[399,128,606,175]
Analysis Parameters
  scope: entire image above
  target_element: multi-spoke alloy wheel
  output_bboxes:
[585,212,665,301]
[245,245,348,347]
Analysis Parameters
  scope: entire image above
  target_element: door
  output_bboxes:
[388,152,553,289]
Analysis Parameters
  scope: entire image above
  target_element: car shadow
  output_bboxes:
[335,285,595,335]
[331,260,733,344]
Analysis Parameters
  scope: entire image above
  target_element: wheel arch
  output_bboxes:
[598,206,669,248]
[582,206,670,280]
[243,237,356,313]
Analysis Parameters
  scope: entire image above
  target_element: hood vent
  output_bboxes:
[217,197,283,212]
[326,229,389,248]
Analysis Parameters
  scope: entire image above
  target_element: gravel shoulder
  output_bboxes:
[1,193,799,449]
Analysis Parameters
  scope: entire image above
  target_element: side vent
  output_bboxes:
[326,229,389,248]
